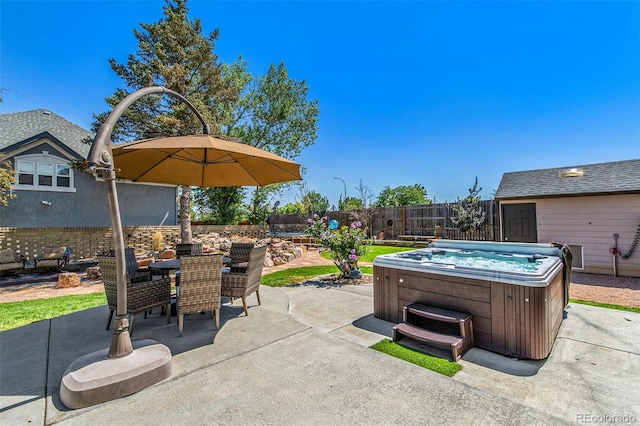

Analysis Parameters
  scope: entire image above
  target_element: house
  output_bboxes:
[495,159,640,277]
[0,109,178,228]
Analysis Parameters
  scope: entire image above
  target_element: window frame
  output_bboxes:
[13,154,76,193]
[17,160,35,185]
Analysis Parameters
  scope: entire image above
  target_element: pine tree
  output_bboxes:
[449,177,486,234]
[90,0,237,242]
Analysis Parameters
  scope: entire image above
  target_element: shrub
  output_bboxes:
[307,214,368,278]
[152,231,164,252]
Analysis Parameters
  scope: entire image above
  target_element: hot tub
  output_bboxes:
[373,240,567,359]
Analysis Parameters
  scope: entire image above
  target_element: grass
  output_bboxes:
[359,245,414,262]
[261,265,375,288]
[569,298,640,314]
[0,292,107,331]
[261,265,341,287]
[371,339,462,377]
[320,244,414,263]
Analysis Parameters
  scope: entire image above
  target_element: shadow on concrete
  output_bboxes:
[352,314,393,339]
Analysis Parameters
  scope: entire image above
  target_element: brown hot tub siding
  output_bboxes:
[373,265,565,360]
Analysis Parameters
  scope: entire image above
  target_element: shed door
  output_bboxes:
[502,203,537,243]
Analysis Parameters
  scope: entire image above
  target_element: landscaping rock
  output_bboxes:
[136,258,154,268]
[272,256,288,266]
[57,272,80,289]
[191,232,308,268]
[86,267,101,279]
[159,249,176,259]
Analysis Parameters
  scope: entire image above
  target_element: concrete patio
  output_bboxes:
[1,282,638,425]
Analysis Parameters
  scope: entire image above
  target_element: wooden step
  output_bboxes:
[392,322,464,361]
[404,302,471,324]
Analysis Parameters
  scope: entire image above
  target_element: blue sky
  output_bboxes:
[2,0,639,207]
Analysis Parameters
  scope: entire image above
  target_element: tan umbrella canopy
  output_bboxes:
[61,87,302,410]
[111,135,301,186]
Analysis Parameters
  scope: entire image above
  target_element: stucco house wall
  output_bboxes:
[0,169,178,227]
[0,109,178,228]
[499,195,640,277]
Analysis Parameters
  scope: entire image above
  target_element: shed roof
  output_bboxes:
[0,109,93,158]
[495,159,640,200]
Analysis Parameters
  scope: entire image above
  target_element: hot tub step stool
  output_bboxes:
[392,303,474,362]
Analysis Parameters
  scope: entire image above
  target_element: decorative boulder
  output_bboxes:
[159,249,176,259]
[86,266,101,279]
[137,258,154,268]
[57,272,80,288]
[272,256,287,266]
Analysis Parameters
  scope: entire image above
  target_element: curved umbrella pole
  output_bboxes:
[87,86,210,357]
[60,87,210,410]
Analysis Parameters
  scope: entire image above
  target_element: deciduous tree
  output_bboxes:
[374,184,431,207]
[192,187,245,225]
[355,178,374,208]
[339,196,363,211]
[205,59,318,224]
[0,154,17,206]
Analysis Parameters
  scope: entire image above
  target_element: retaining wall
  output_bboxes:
[0,225,267,260]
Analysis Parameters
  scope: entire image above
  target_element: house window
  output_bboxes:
[18,160,34,185]
[56,165,70,187]
[38,163,53,186]
[14,155,75,193]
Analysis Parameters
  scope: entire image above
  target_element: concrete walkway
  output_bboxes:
[1,282,639,425]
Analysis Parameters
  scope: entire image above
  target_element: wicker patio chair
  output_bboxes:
[124,247,153,283]
[228,242,255,272]
[176,254,223,338]
[98,255,172,336]
[176,242,203,258]
[221,245,267,316]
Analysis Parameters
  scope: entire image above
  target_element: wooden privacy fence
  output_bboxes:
[270,201,499,242]
[369,201,499,241]
[0,225,267,260]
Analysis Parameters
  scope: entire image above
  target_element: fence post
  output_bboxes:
[402,205,406,236]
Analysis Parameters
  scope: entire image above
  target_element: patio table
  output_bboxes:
[148,257,231,277]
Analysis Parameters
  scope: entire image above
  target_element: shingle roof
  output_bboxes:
[0,109,93,158]
[495,159,640,199]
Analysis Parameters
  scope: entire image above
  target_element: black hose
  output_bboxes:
[620,223,640,260]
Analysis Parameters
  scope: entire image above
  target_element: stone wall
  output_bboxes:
[0,225,267,260]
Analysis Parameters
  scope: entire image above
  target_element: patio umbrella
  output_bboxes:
[61,86,302,410]
[110,135,301,186]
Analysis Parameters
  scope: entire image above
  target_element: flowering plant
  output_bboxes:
[307,214,368,278]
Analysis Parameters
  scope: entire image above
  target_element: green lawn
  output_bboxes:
[320,244,414,263]
[261,264,374,288]
[569,298,640,314]
[0,293,107,331]
[371,339,462,377]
